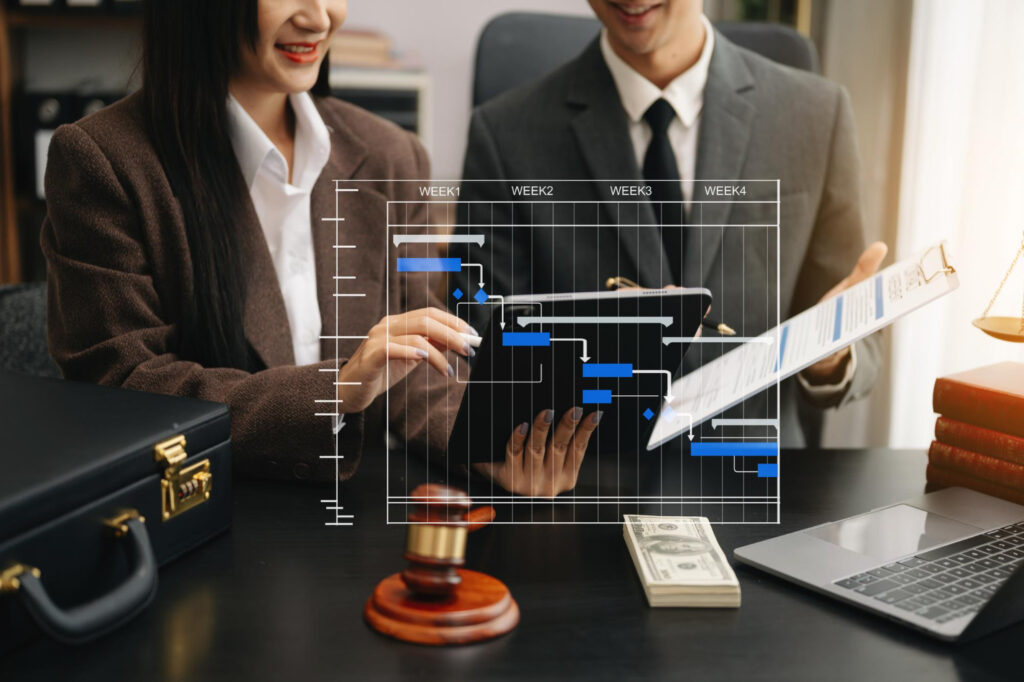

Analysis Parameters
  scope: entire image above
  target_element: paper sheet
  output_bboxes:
[648,241,960,449]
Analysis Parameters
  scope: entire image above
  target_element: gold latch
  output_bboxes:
[0,563,40,593]
[103,509,146,538]
[154,435,212,521]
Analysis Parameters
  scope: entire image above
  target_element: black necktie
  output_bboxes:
[642,99,684,283]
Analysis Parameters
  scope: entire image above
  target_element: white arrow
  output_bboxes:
[488,294,507,328]
[663,336,774,345]
[550,336,589,362]
[462,262,485,289]
[678,411,696,441]
[632,369,674,404]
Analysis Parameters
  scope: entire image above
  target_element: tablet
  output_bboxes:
[448,288,711,465]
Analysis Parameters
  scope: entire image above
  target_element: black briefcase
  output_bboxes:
[0,372,232,653]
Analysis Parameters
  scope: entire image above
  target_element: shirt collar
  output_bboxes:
[600,14,715,128]
[226,91,331,192]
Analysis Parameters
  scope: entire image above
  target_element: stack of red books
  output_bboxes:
[929,362,1024,504]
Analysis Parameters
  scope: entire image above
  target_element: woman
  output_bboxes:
[40,0,598,496]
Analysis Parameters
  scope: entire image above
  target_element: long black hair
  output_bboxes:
[141,0,259,369]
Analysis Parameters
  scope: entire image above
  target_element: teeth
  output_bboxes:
[620,4,653,14]
[278,45,314,54]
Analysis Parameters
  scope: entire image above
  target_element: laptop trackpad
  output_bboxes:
[804,504,984,563]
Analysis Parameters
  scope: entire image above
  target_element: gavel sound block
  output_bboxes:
[364,484,519,645]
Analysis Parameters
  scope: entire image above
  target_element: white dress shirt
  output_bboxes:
[226,92,330,367]
[227,93,348,433]
[599,17,855,397]
[599,15,714,207]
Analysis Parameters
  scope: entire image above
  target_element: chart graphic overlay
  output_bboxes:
[327,179,781,525]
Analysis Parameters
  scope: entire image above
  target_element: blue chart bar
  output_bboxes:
[582,363,633,378]
[757,463,779,478]
[832,295,844,341]
[874,274,884,320]
[690,442,780,457]
[396,257,461,272]
[777,325,789,371]
[582,389,612,404]
[502,332,550,347]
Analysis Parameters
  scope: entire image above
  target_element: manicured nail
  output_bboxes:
[468,347,476,358]
[463,343,474,357]
[447,363,455,377]
[544,409,555,424]
[591,411,604,425]
[415,349,429,359]
[570,407,583,421]
[518,422,529,436]
[467,325,480,336]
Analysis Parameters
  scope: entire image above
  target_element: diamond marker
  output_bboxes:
[452,288,463,300]
[642,408,655,421]
[473,289,489,304]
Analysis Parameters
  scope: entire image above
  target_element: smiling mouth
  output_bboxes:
[609,2,662,23]
[274,42,320,64]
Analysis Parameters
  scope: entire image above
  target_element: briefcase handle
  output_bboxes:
[3,511,158,644]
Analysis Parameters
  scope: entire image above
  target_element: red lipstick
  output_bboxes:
[274,41,320,64]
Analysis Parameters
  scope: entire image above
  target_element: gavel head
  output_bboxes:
[401,484,493,599]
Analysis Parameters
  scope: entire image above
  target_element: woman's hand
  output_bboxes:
[473,407,603,497]
[336,307,474,412]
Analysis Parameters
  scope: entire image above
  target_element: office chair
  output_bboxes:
[472,13,819,107]
[0,283,60,377]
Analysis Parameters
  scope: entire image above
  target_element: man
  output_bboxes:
[451,0,884,448]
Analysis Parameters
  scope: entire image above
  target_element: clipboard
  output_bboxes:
[647,240,960,450]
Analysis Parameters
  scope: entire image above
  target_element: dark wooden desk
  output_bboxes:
[3,448,1020,681]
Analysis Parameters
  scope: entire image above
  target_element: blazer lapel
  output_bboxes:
[311,100,369,361]
[239,195,295,368]
[687,32,757,288]
[567,41,672,287]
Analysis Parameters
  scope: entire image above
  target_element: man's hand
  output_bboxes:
[801,242,888,385]
[473,408,602,497]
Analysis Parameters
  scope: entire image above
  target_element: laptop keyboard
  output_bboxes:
[834,522,1024,624]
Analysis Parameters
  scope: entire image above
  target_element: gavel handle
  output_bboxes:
[465,506,496,531]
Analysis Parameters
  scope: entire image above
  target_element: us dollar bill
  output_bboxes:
[623,515,738,587]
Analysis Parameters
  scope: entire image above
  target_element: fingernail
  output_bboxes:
[416,349,429,359]
[570,407,583,421]
[518,422,529,436]
[467,325,480,336]
[468,347,476,358]
[544,409,555,424]
[447,363,455,377]
[591,411,604,425]
[463,343,474,357]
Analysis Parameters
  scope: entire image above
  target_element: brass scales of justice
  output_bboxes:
[973,230,1024,343]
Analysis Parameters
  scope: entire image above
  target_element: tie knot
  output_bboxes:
[643,99,676,135]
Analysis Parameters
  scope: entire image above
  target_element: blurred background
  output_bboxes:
[0,0,1021,449]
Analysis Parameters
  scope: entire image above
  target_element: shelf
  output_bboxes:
[6,11,140,30]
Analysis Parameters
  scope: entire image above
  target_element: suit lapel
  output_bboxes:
[567,41,671,287]
[239,194,294,368]
[688,32,757,288]
[239,99,370,369]
[311,100,369,361]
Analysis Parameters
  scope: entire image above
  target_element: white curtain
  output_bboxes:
[889,0,1024,447]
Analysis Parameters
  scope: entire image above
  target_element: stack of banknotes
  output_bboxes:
[623,515,741,607]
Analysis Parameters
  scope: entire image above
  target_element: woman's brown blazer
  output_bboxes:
[41,92,465,482]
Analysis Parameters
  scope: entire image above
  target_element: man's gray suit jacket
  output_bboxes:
[451,32,881,448]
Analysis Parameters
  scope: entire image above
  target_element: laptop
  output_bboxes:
[734,487,1024,642]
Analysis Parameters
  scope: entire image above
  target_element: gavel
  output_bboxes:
[401,484,495,597]
[364,484,519,645]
